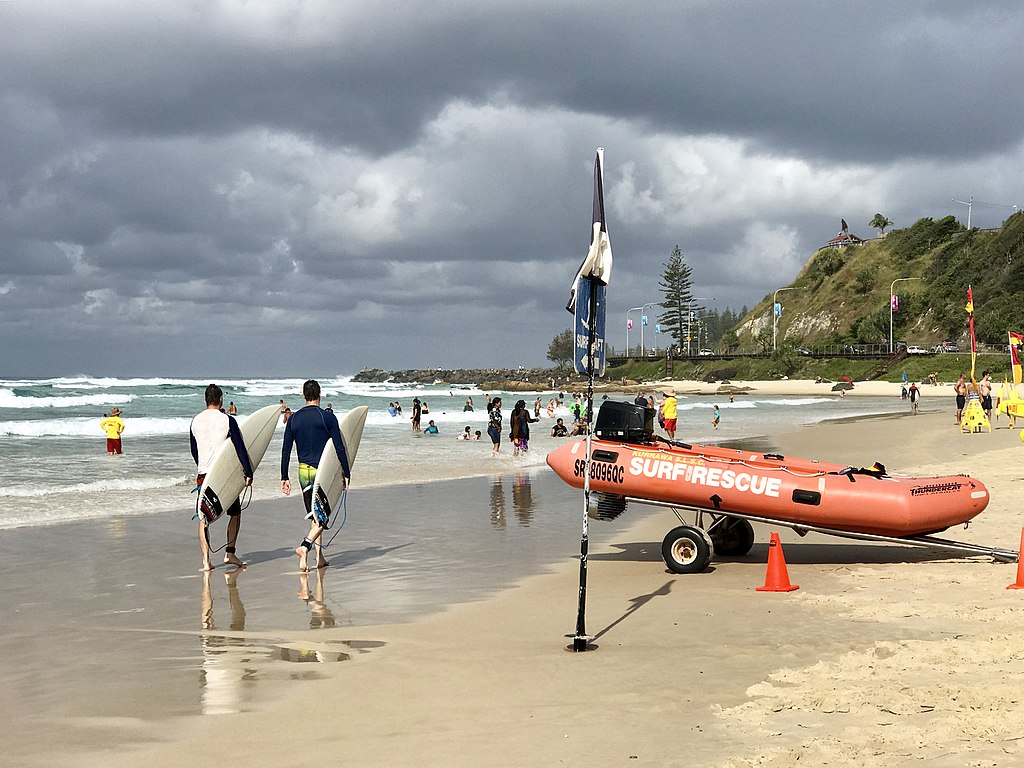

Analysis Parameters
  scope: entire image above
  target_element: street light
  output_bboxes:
[889,277,923,353]
[952,196,973,230]
[640,302,657,355]
[626,302,659,357]
[772,287,802,352]
[626,307,642,357]
[687,297,708,356]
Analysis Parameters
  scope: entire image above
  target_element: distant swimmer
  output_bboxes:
[551,417,568,437]
[464,397,474,412]
[424,420,439,435]
[458,426,472,440]
[712,404,720,429]
[190,384,253,571]
[281,379,351,572]
[387,402,398,417]
[228,401,238,416]
[100,407,125,454]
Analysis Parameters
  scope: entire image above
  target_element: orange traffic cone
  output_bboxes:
[756,532,799,592]
[1006,528,1024,590]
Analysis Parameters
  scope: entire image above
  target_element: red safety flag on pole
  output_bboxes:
[966,286,977,384]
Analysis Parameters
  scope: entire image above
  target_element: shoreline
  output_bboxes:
[14,404,1024,766]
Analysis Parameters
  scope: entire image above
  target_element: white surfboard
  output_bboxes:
[309,406,369,527]
[197,404,282,526]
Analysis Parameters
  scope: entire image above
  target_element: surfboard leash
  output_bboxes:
[323,487,349,549]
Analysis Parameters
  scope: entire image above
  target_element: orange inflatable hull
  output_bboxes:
[546,438,989,537]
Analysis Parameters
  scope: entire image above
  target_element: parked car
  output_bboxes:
[698,348,714,356]
[906,345,929,355]
[796,347,812,356]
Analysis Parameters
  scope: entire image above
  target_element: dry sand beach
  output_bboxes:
[8,381,1024,768]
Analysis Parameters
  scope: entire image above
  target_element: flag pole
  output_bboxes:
[564,147,610,652]
[572,275,599,652]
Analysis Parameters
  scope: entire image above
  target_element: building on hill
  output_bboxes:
[821,231,864,250]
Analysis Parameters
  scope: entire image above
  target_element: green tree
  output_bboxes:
[869,213,894,236]
[547,329,573,369]
[657,245,696,351]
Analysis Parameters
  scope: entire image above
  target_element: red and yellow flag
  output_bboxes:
[1010,331,1023,385]
[966,286,977,384]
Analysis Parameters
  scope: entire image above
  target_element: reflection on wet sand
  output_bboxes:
[512,472,534,525]
[490,476,506,528]
[199,568,254,715]
[198,567,386,714]
[297,568,336,630]
[489,473,536,527]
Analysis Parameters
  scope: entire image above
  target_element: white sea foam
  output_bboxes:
[0,388,138,409]
[0,475,189,498]
[0,416,191,437]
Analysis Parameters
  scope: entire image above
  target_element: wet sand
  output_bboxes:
[9,406,1024,767]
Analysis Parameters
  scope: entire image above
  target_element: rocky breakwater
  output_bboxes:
[353,367,572,392]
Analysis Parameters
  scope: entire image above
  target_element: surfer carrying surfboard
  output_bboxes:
[190,384,254,571]
[280,379,351,572]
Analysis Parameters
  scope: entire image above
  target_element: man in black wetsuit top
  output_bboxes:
[280,379,351,572]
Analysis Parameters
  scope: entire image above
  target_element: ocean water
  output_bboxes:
[0,375,912,531]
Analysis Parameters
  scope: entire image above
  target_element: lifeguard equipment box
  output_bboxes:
[594,401,655,444]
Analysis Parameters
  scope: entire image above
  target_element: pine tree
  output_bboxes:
[658,245,697,351]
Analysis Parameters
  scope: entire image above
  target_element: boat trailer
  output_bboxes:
[617,495,1020,574]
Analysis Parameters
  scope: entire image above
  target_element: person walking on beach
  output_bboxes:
[908,382,920,414]
[281,379,351,572]
[487,396,503,454]
[100,408,125,454]
[711,404,720,429]
[660,388,678,440]
[509,399,539,457]
[954,373,967,425]
[190,384,253,571]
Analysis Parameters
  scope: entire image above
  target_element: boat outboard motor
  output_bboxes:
[594,400,655,445]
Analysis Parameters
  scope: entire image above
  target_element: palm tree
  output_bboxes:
[869,213,894,236]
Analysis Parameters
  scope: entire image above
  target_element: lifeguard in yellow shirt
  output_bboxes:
[100,408,125,454]
[661,388,678,439]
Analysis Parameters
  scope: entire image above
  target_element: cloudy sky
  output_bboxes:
[2,1,1022,377]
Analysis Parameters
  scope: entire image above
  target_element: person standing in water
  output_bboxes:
[487,397,503,455]
[190,384,253,571]
[281,379,351,572]
[100,408,125,454]
[660,388,678,439]
[509,399,539,457]
[711,404,720,429]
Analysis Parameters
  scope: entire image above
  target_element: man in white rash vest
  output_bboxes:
[190,383,254,572]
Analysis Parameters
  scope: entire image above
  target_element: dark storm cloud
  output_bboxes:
[1,0,1022,375]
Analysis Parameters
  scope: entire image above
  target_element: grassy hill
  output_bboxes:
[735,211,1024,351]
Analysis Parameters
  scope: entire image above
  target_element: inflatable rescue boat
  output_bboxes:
[546,401,1006,573]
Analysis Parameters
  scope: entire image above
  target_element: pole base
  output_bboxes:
[565,633,596,652]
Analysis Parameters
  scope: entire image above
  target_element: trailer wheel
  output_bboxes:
[710,518,755,556]
[661,525,714,574]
